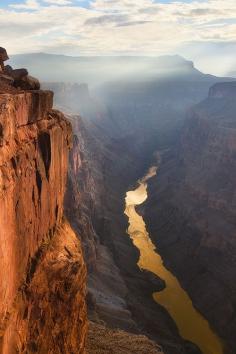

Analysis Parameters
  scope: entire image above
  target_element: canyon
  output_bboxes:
[60,76,236,353]
[58,59,233,353]
[1,50,236,354]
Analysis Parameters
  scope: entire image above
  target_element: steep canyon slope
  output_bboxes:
[146,82,236,354]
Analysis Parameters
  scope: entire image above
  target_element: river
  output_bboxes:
[124,166,224,354]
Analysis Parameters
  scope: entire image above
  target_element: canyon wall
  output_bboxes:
[146,82,236,354]
[65,115,139,330]
[65,114,202,354]
[0,89,87,353]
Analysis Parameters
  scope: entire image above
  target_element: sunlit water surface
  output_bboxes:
[125,166,223,354]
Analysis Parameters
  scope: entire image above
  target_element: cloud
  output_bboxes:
[189,8,221,16]
[1,0,236,75]
[138,6,159,15]
[116,20,152,27]
[10,0,39,9]
[42,0,72,5]
[85,14,128,26]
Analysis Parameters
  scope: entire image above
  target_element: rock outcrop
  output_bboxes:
[0,47,39,91]
[146,81,236,354]
[0,47,9,72]
[87,321,164,354]
[0,51,87,353]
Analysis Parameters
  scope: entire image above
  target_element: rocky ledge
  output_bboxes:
[0,47,40,91]
[0,48,87,353]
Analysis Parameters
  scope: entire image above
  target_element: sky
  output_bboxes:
[0,0,236,75]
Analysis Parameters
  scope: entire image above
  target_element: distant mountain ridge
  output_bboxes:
[227,71,236,78]
[9,52,221,86]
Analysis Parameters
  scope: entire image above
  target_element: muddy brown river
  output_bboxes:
[125,166,223,354]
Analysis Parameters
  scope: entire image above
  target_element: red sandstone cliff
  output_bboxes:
[0,87,87,353]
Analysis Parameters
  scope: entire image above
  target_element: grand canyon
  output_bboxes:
[0,6,236,353]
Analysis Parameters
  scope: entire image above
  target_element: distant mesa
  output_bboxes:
[209,81,236,99]
[0,47,40,91]
[9,52,204,85]
[227,70,236,78]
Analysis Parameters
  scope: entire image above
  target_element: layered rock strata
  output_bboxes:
[0,85,87,353]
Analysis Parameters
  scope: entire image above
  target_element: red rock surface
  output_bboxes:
[0,88,87,353]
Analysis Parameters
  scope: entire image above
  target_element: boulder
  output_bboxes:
[10,68,28,80]
[0,47,40,91]
[14,75,40,90]
[0,47,9,62]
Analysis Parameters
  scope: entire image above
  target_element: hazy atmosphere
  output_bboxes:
[1,0,236,75]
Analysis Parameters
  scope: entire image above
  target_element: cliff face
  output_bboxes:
[65,116,138,330]
[0,89,87,353]
[146,81,236,353]
[41,82,109,124]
